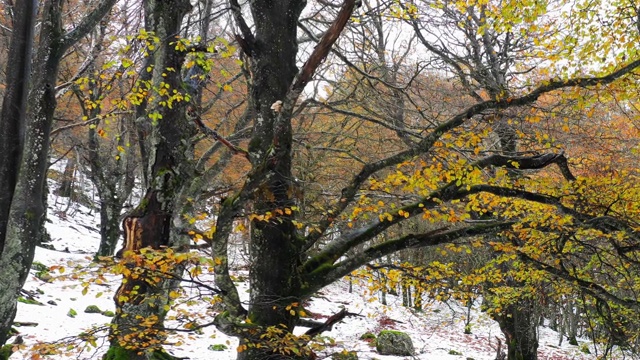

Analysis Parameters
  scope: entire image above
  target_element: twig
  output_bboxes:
[50,111,132,136]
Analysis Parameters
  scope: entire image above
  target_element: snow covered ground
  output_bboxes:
[8,181,612,359]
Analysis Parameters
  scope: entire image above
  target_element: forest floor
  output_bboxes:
[8,178,618,360]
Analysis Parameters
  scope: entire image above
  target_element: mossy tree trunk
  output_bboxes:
[0,0,37,347]
[238,0,307,357]
[494,300,539,360]
[0,0,116,347]
[107,0,196,358]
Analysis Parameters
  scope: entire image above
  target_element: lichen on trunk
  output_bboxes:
[106,0,196,357]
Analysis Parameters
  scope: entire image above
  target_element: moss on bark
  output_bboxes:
[103,344,179,360]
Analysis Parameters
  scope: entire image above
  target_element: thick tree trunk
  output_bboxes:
[107,1,195,358]
[0,0,36,250]
[229,1,307,359]
[492,145,542,359]
[0,1,62,345]
[495,300,539,360]
[0,0,116,347]
[0,0,37,346]
[210,0,359,358]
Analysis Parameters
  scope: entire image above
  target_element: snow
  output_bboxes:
[8,180,612,359]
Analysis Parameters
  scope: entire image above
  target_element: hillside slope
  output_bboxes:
[8,180,606,360]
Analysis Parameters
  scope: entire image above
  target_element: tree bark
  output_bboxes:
[0,0,36,347]
[494,300,539,360]
[78,18,135,258]
[238,0,307,352]
[212,0,362,358]
[96,196,126,257]
[55,153,77,198]
[107,1,196,358]
[211,0,311,358]
[0,0,117,347]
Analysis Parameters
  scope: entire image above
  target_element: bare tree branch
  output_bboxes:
[284,0,357,111]
[61,0,118,53]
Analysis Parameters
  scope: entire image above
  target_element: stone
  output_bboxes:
[376,330,414,356]
[84,305,102,313]
[332,350,358,360]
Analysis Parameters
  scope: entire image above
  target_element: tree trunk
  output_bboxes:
[402,282,411,307]
[379,271,387,305]
[55,153,77,198]
[0,0,64,346]
[0,0,37,347]
[96,197,123,258]
[564,299,579,346]
[495,300,539,360]
[107,0,195,358]
[229,1,307,359]
[80,19,135,258]
[0,0,119,348]
[210,0,356,357]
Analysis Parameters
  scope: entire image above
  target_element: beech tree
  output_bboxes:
[0,0,37,346]
[103,0,242,358]
[0,0,117,347]
[66,10,137,258]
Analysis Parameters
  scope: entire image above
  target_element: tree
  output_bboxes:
[104,0,211,358]
[70,13,137,258]
[0,0,117,347]
[0,0,37,347]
